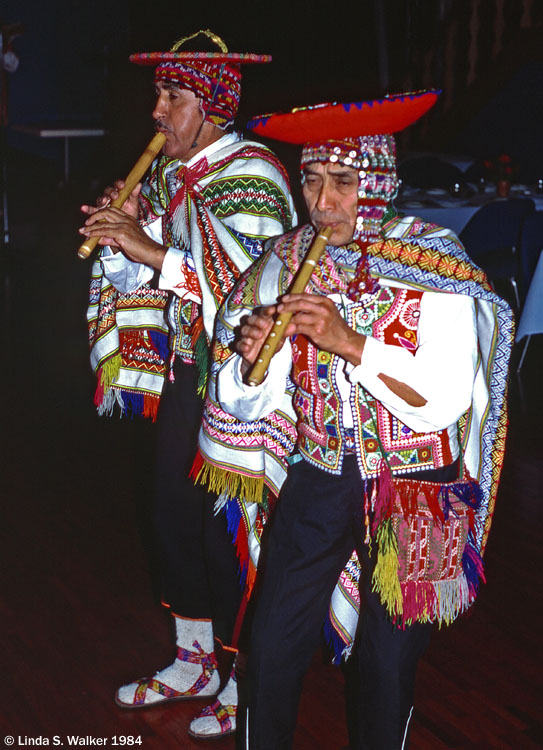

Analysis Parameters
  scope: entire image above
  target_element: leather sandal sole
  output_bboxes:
[114,690,219,709]
[187,726,236,740]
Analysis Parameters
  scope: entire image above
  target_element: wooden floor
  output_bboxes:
[1,155,542,749]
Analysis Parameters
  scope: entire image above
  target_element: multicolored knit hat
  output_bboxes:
[130,29,272,130]
[247,90,439,239]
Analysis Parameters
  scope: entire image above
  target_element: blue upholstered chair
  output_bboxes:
[519,211,543,300]
[459,198,535,311]
[516,211,543,372]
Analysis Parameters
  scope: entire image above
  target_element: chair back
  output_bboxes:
[520,211,543,298]
[459,198,535,259]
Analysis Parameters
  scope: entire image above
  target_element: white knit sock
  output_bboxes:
[116,616,220,708]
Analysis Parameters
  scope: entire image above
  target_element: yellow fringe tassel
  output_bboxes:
[99,354,121,393]
[372,519,403,618]
[195,460,266,505]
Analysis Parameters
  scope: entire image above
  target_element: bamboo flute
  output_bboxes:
[77,131,167,259]
[247,226,333,386]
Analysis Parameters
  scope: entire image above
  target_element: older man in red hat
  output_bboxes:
[80,30,295,740]
[203,91,513,748]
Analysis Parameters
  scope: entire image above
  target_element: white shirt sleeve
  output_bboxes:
[348,291,478,432]
[99,216,163,293]
[217,339,293,422]
[99,215,199,303]
[100,247,154,292]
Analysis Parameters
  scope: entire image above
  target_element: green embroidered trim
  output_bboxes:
[204,175,292,225]
[194,328,210,397]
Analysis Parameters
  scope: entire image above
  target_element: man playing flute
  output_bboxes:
[80,30,295,740]
[204,91,513,749]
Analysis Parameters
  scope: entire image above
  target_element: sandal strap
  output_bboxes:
[176,639,217,670]
[132,641,218,705]
[134,677,181,704]
[198,699,237,733]
[177,640,218,695]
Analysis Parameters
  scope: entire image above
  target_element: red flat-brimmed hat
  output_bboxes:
[246,90,440,143]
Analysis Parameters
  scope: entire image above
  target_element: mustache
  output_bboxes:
[310,209,346,225]
[155,121,173,134]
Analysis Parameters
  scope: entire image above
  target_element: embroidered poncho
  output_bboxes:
[87,133,295,419]
[194,215,514,658]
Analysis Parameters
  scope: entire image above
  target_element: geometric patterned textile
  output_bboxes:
[87,133,295,419]
[87,264,169,421]
[263,216,511,557]
[371,469,486,626]
[290,285,457,477]
[200,213,513,657]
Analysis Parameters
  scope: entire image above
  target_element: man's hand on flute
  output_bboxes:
[274,294,426,405]
[236,293,366,377]
[80,179,141,220]
[79,180,155,259]
[78,205,166,271]
[236,306,279,377]
[276,293,366,365]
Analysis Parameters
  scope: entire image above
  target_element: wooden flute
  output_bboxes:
[77,131,167,259]
[246,225,333,386]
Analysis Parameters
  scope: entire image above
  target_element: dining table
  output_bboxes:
[396,183,543,236]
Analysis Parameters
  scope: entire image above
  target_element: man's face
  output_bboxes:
[302,161,358,246]
[152,81,220,161]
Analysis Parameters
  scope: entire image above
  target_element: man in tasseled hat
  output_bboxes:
[205,91,513,748]
[80,29,296,739]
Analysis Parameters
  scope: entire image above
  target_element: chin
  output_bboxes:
[329,228,352,247]
[161,139,184,161]
[312,220,352,247]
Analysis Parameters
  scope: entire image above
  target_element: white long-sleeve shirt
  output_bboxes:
[217,279,478,460]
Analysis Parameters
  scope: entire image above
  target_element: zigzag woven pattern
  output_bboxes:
[203,396,296,456]
[87,135,295,419]
[203,215,513,650]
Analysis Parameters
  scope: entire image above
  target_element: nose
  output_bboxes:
[152,91,167,121]
[315,177,336,212]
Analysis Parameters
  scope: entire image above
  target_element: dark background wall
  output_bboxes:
[2,0,542,184]
[1,0,423,179]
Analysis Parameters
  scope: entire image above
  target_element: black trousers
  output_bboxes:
[246,456,457,750]
[153,359,242,645]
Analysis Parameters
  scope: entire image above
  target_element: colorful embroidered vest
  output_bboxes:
[291,284,454,478]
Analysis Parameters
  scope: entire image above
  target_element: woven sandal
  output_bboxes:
[188,699,237,739]
[115,640,219,709]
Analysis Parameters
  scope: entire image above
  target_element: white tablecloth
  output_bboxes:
[400,205,479,235]
[397,185,543,237]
